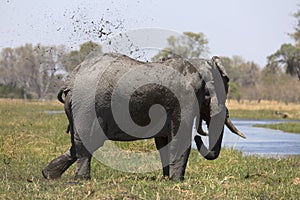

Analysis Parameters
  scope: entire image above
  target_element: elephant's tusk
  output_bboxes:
[225,118,247,139]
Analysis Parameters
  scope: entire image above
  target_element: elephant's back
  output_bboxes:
[92,55,182,137]
[94,55,183,112]
[94,54,146,108]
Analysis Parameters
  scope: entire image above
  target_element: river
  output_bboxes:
[194,119,300,157]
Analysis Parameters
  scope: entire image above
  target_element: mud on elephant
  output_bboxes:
[42,53,245,181]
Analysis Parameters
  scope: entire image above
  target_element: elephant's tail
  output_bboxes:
[57,89,65,104]
[57,88,72,134]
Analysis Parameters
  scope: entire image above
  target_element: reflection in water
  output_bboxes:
[194,119,300,157]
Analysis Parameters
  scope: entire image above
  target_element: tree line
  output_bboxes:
[0,8,299,102]
[224,7,300,103]
[0,42,101,99]
[152,7,300,103]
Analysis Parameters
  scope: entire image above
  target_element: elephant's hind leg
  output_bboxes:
[73,117,106,180]
[73,137,92,180]
[42,95,77,179]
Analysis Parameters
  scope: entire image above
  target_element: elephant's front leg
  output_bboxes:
[155,137,170,178]
[168,120,192,181]
[169,145,191,181]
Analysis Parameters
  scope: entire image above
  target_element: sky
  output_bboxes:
[0,0,298,67]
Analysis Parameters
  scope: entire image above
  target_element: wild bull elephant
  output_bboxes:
[42,53,245,181]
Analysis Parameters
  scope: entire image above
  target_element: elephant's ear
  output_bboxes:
[212,56,230,93]
[212,56,229,81]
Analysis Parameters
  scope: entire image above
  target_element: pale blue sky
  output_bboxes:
[0,0,298,67]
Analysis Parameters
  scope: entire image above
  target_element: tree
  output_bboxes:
[0,44,66,99]
[0,84,29,99]
[266,6,300,79]
[62,41,102,72]
[219,56,260,101]
[228,82,241,101]
[0,41,102,99]
[291,6,300,47]
[267,43,300,78]
[220,56,260,87]
[152,32,209,61]
[0,47,17,88]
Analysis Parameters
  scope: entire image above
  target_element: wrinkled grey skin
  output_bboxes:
[42,53,245,181]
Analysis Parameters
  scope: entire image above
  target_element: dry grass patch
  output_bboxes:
[227,100,300,119]
[227,100,300,111]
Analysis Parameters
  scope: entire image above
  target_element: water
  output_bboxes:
[195,119,300,157]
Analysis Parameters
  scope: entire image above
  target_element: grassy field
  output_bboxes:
[0,99,299,199]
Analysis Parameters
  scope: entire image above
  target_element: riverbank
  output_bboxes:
[0,100,299,199]
[227,100,300,134]
[254,122,300,134]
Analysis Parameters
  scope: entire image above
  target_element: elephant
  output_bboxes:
[42,53,245,181]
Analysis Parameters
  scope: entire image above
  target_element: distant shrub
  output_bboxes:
[0,84,32,99]
[228,82,242,101]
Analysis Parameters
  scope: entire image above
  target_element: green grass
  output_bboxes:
[0,100,300,199]
[254,123,300,134]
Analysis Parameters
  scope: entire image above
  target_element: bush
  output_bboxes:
[228,82,242,101]
[0,84,32,99]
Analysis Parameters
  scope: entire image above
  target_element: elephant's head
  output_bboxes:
[161,56,245,160]
[189,56,246,160]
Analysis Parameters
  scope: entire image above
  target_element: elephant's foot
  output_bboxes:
[74,157,92,180]
[169,165,185,181]
[42,153,77,179]
[74,174,91,180]
[73,139,93,180]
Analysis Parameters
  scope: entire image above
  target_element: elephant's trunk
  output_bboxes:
[195,111,226,160]
[225,118,247,139]
[194,132,223,160]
